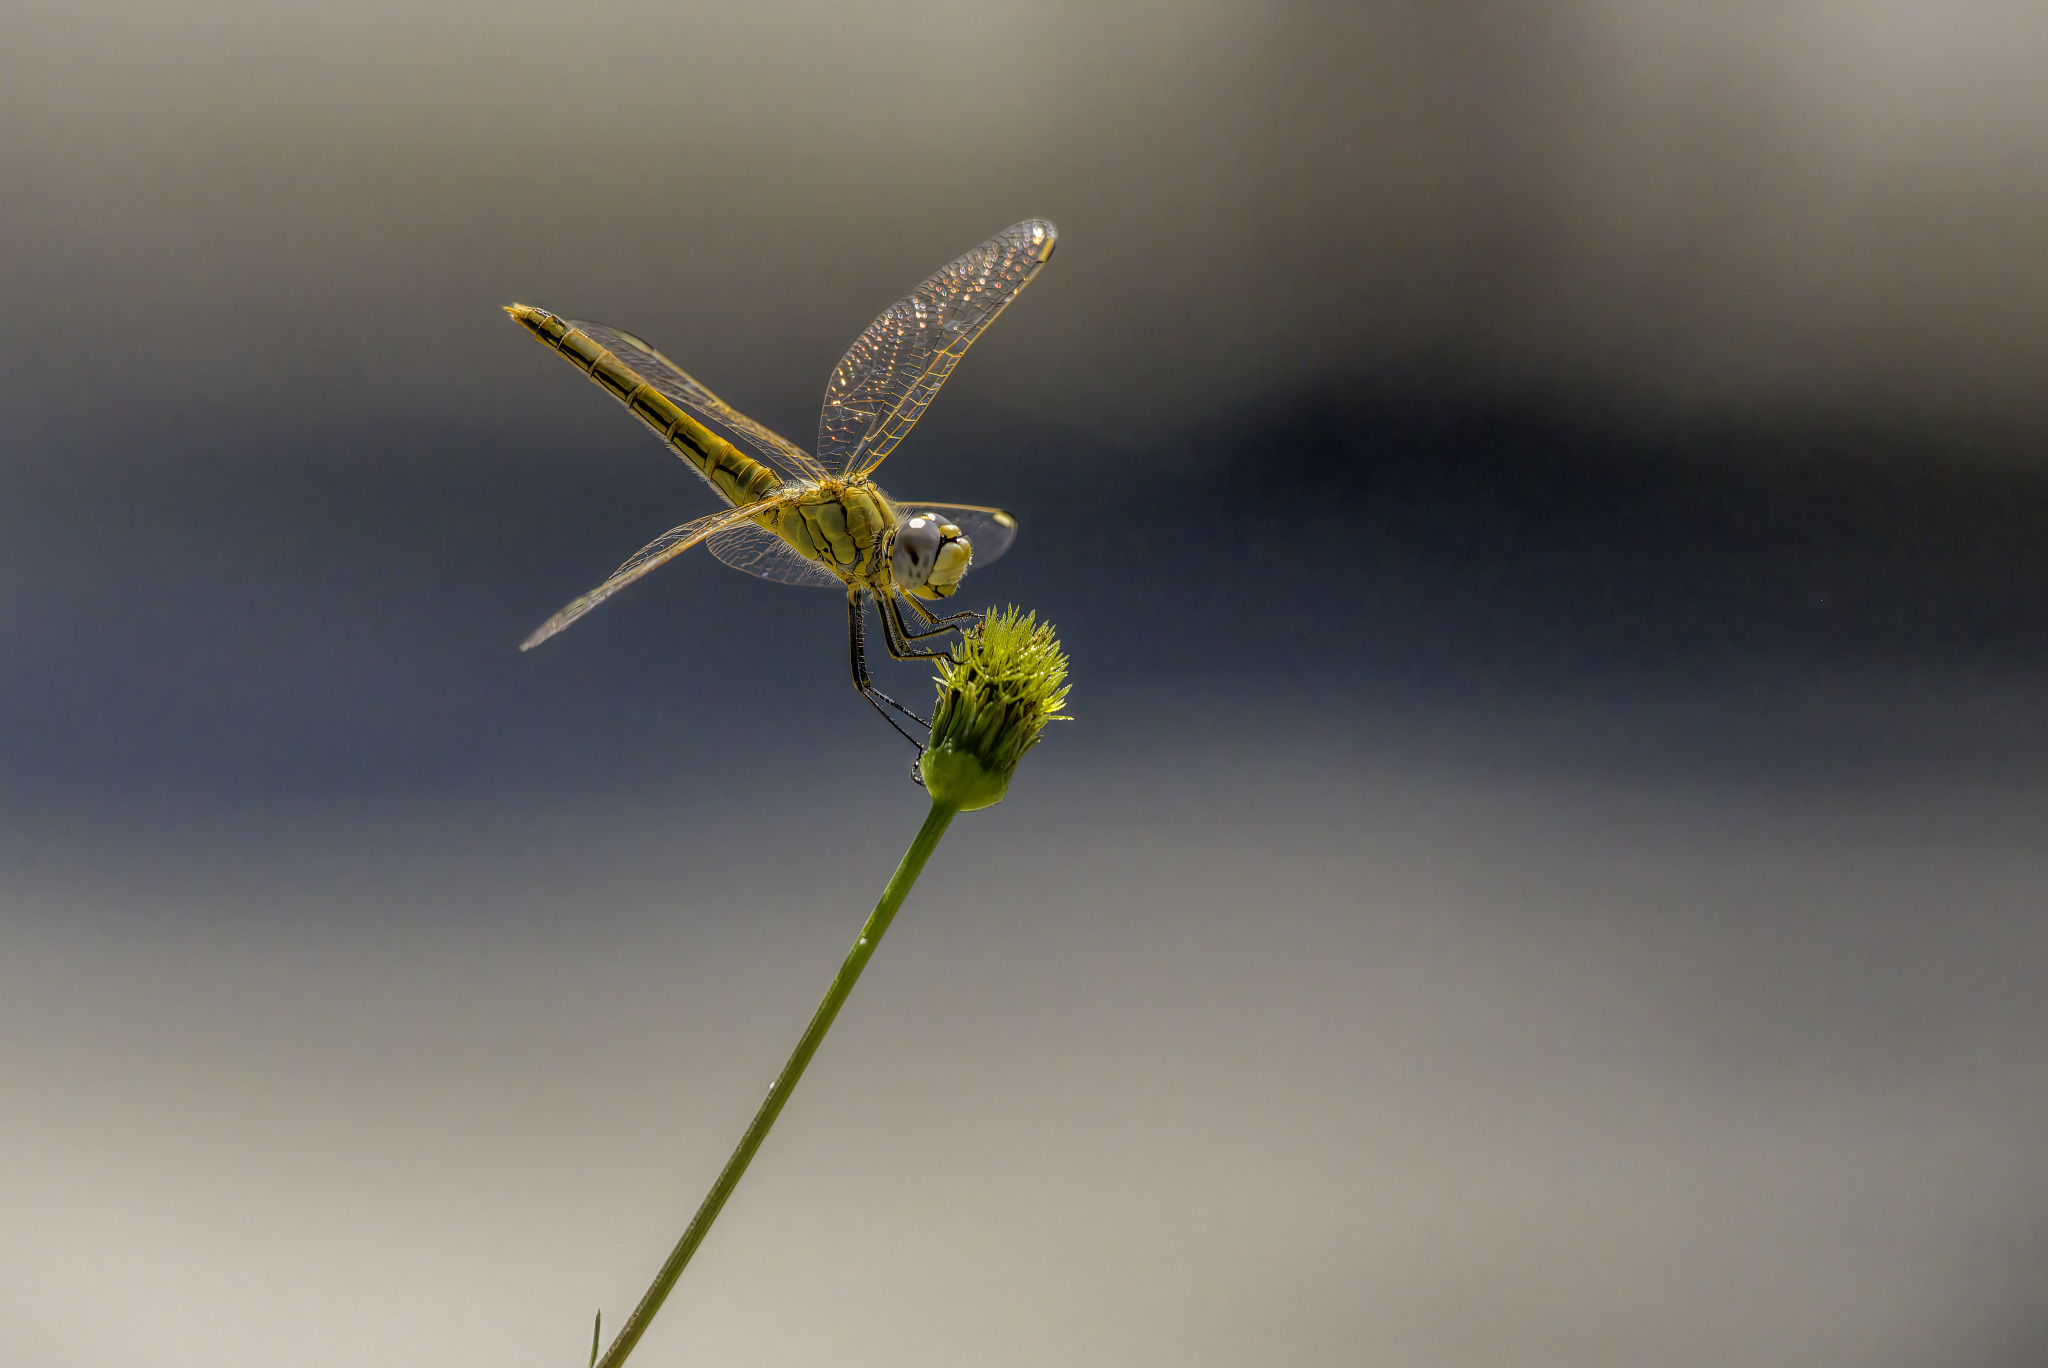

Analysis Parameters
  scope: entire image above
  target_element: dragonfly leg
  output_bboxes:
[878,591,967,661]
[899,593,983,633]
[848,592,929,746]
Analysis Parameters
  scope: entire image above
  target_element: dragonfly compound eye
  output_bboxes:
[892,516,945,591]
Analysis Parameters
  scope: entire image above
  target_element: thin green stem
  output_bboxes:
[591,798,962,1368]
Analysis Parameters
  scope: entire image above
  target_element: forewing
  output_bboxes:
[818,220,1057,479]
[900,502,1021,569]
[520,499,783,650]
[705,521,844,588]
[568,319,828,484]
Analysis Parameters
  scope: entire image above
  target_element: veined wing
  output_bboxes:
[568,320,829,485]
[521,498,784,650]
[897,502,1020,569]
[705,521,844,588]
[818,220,1057,480]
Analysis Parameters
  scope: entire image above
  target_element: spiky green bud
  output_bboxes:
[919,607,1072,811]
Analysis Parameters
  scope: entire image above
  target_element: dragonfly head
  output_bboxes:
[891,513,972,600]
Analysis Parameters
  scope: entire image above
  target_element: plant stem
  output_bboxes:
[591,797,962,1368]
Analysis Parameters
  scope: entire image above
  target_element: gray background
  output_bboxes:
[3,2,2046,1364]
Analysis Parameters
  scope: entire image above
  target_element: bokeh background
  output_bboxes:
[4,2,2047,1365]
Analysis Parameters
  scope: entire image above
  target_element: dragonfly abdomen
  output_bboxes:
[506,304,783,512]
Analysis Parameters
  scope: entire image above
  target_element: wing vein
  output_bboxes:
[817,220,1056,478]
[520,498,785,649]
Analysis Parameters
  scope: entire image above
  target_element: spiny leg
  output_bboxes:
[899,592,984,634]
[847,592,929,747]
[878,591,973,661]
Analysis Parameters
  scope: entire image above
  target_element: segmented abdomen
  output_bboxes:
[507,305,783,512]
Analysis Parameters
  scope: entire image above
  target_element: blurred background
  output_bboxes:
[3,1,2045,1364]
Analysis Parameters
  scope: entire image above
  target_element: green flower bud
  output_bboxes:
[919,607,1072,811]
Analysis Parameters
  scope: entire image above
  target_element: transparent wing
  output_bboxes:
[896,502,1021,569]
[520,498,786,650]
[568,319,829,485]
[705,520,844,588]
[818,220,1058,479]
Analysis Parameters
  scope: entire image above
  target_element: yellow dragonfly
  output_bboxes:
[506,219,1057,747]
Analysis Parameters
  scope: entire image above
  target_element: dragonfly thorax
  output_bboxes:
[891,514,972,600]
[767,483,894,581]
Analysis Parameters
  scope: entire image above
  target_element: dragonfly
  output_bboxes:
[507,219,1057,748]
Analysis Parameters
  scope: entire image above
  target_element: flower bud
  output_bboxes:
[919,608,1071,811]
